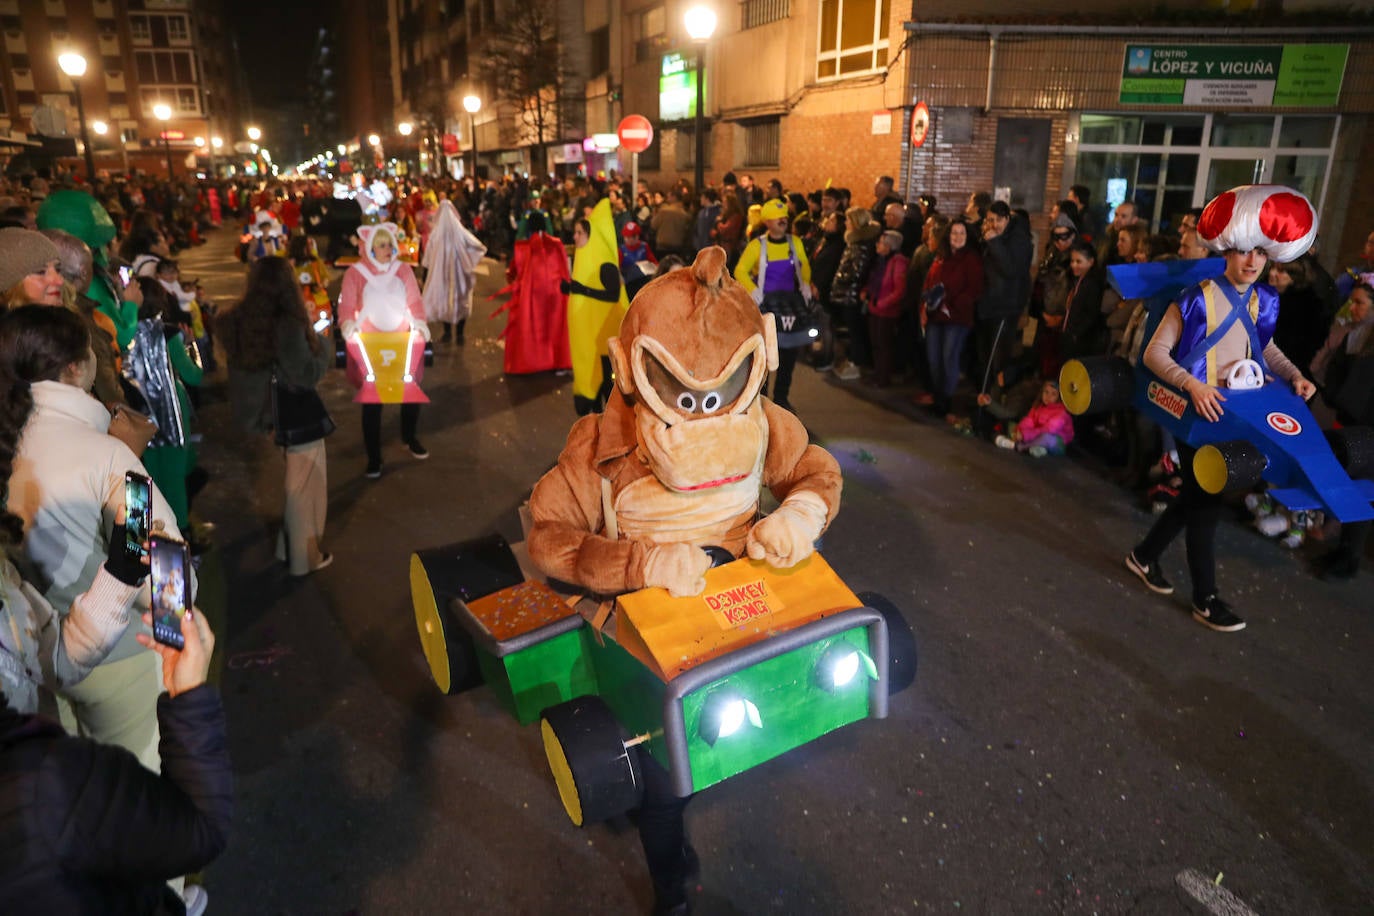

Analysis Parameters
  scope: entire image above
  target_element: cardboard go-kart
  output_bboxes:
[410,532,915,822]
[1060,258,1374,524]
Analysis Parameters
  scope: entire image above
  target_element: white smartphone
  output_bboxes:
[313,311,331,333]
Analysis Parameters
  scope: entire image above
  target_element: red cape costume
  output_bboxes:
[492,232,573,375]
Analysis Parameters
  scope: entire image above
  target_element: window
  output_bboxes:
[167,15,189,43]
[121,126,137,143]
[676,126,709,170]
[129,15,149,42]
[589,25,609,75]
[177,88,197,112]
[1074,112,1338,231]
[634,5,666,63]
[816,0,889,79]
[742,0,790,30]
[742,118,780,167]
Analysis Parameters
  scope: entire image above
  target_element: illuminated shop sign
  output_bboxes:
[1120,43,1348,107]
[660,52,703,122]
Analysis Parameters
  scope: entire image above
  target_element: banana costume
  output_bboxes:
[567,199,629,403]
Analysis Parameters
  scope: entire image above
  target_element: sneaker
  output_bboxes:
[365,461,382,480]
[1192,594,1246,632]
[995,435,1015,450]
[834,363,860,381]
[1028,445,1048,458]
[1126,551,1174,595]
[407,439,430,460]
[183,886,209,916]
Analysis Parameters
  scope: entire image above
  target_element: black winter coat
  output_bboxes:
[978,216,1034,322]
[1060,271,1107,359]
[0,685,233,914]
[830,224,881,311]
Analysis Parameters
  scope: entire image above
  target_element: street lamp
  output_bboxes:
[247,125,262,141]
[683,5,717,197]
[463,94,481,180]
[398,121,413,136]
[153,102,174,179]
[58,51,97,181]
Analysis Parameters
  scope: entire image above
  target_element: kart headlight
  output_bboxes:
[815,643,878,693]
[699,689,762,746]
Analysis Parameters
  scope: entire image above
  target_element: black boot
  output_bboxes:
[440,323,452,343]
[454,318,466,344]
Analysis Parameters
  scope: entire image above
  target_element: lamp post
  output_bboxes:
[153,102,174,179]
[58,51,97,181]
[397,121,416,175]
[683,6,717,197]
[463,94,481,181]
[210,135,222,179]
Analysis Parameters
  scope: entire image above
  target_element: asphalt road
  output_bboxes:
[178,226,1370,915]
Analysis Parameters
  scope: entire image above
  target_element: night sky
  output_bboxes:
[225,1,336,164]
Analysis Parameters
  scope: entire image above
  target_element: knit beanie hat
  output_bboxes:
[1052,212,1077,232]
[0,227,62,294]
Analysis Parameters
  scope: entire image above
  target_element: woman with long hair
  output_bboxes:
[220,256,334,575]
[0,307,144,716]
[921,218,984,419]
[2,304,189,770]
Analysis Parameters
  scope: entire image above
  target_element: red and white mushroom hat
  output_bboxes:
[1196,184,1317,263]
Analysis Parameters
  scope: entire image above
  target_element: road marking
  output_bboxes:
[1175,868,1260,916]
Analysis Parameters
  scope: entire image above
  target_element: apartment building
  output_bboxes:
[0,0,241,178]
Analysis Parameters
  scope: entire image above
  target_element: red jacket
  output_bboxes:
[867,253,908,319]
[924,246,984,327]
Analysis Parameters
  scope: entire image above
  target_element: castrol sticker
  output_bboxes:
[1267,412,1301,436]
[703,579,774,629]
[1148,381,1188,420]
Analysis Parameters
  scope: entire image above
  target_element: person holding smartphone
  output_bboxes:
[0,305,194,772]
[220,257,335,576]
[0,606,230,916]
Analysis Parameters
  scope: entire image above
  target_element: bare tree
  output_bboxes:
[479,0,582,177]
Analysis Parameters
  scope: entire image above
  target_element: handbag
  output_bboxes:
[270,369,335,447]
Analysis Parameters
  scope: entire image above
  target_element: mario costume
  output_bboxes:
[1126,185,1317,633]
[527,246,842,913]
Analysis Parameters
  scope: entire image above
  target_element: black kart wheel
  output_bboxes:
[541,696,642,827]
[1060,357,1134,417]
[855,591,917,696]
[1194,440,1267,495]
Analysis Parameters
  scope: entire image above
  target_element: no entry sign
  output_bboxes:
[910,101,931,148]
[617,115,654,154]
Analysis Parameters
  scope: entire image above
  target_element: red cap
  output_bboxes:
[623,222,641,237]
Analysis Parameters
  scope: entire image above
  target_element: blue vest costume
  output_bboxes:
[1173,277,1279,385]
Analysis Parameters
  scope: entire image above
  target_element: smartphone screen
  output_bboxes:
[118,265,133,286]
[149,535,190,649]
[313,312,331,332]
[123,471,152,562]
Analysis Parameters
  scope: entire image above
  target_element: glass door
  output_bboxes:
[1202,156,1265,202]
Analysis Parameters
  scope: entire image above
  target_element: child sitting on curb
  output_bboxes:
[995,379,1075,457]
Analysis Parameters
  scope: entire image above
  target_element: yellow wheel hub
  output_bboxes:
[1193,445,1229,495]
[1059,360,1092,416]
[541,719,585,826]
[410,554,451,694]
